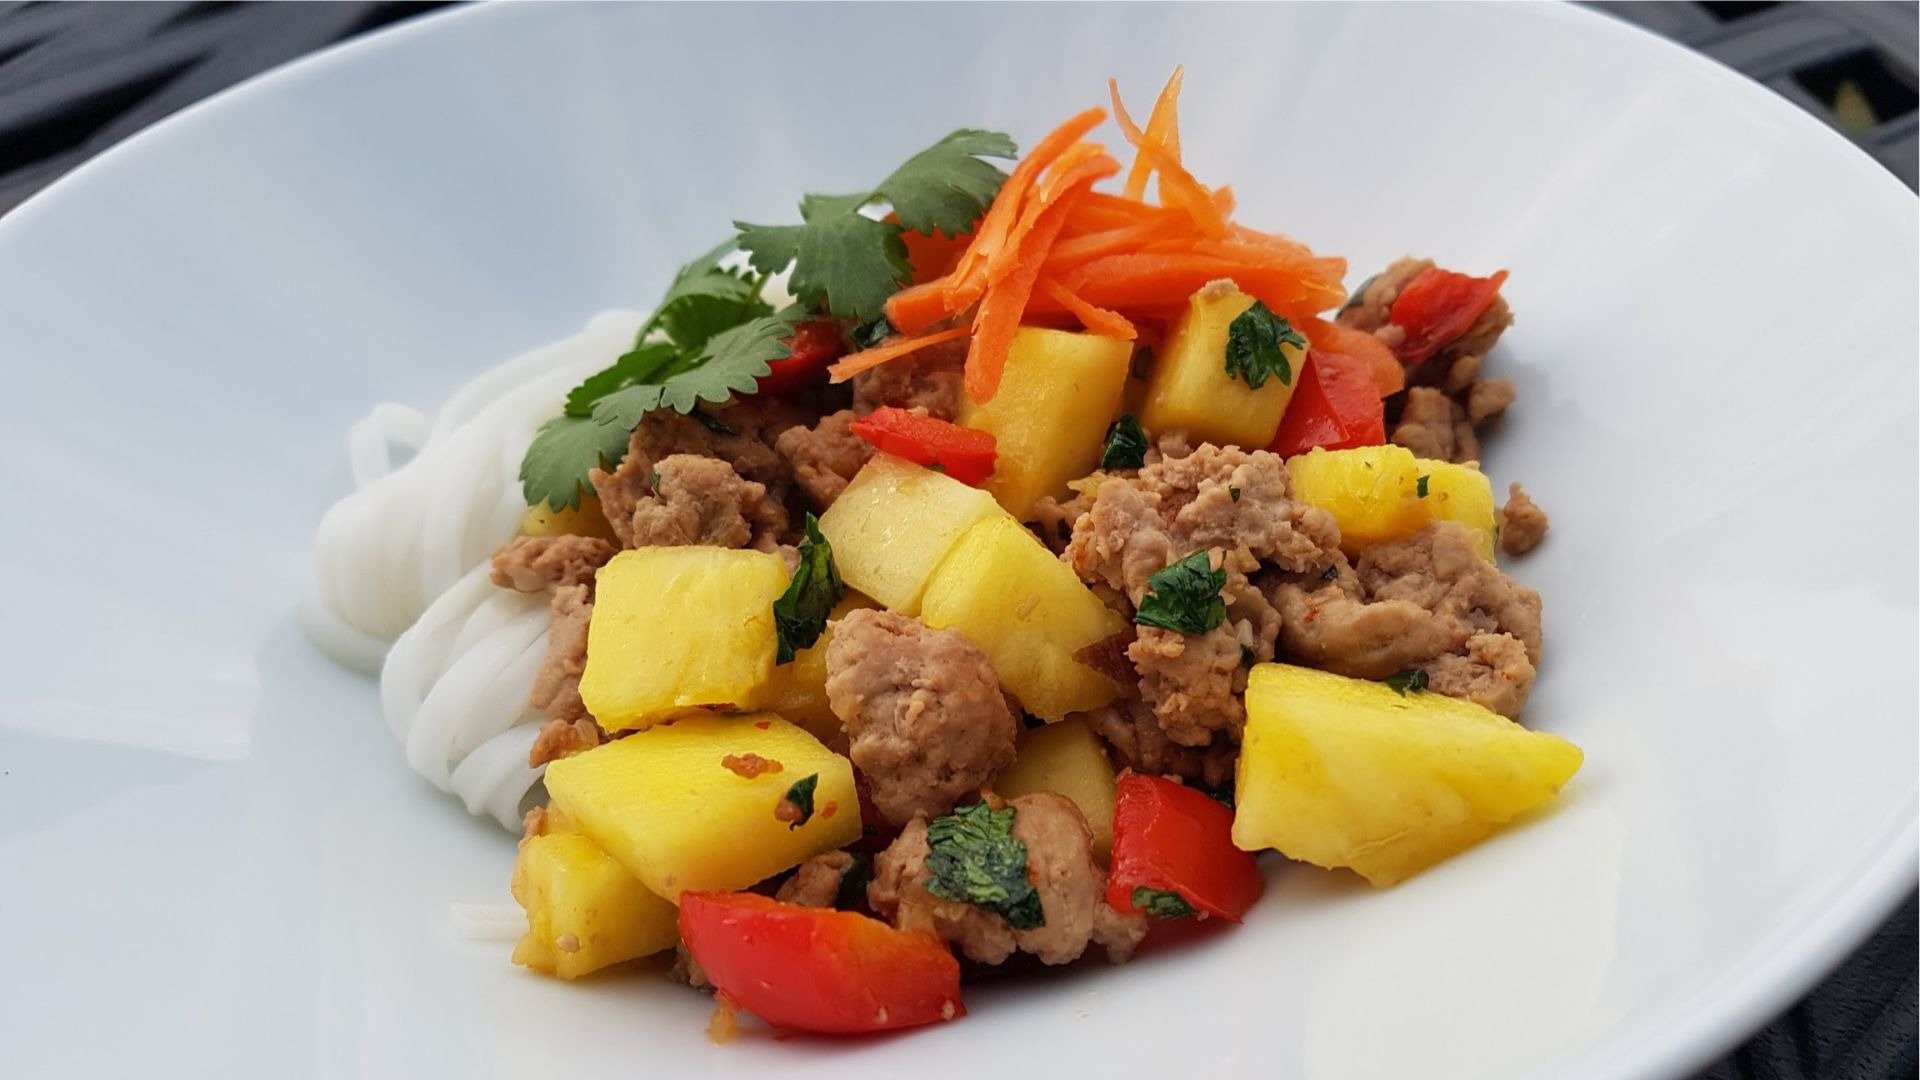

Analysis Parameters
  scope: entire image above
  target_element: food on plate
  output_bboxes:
[310,68,1572,1036]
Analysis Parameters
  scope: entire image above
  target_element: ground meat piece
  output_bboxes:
[528,715,602,767]
[867,795,1145,966]
[623,454,788,551]
[1085,697,1237,790]
[1336,256,1432,339]
[1269,573,1459,679]
[774,850,856,908]
[1066,477,1177,600]
[589,408,797,547]
[825,609,1018,827]
[668,944,711,990]
[851,339,966,419]
[1499,482,1549,555]
[1029,490,1092,553]
[1392,387,1480,464]
[529,584,594,736]
[1443,294,1514,368]
[1358,521,1541,665]
[1443,351,1483,394]
[489,534,616,592]
[1128,624,1245,746]
[775,409,873,510]
[1424,631,1537,718]
[1466,377,1516,424]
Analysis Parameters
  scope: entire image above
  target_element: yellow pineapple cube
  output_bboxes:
[817,453,1007,613]
[543,713,860,900]
[1138,282,1306,449]
[1233,663,1583,886]
[510,828,678,979]
[1287,446,1498,559]
[959,327,1133,519]
[520,494,619,544]
[992,715,1118,859]
[578,546,788,731]
[918,516,1126,720]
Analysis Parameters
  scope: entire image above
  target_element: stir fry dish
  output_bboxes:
[463,71,1579,1036]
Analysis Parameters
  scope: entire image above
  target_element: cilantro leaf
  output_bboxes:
[924,802,1045,930]
[1224,301,1308,389]
[520,413,633,511]
[1339,273,1379,314]
[834,853,873,910]
[1100,412,1150,471]
[590,309,801,430]
[1384,668,1430,696]
[1134,550,1228,635]
[737,211,908,323]
[853,315,895,350]
[636,238,773,353]
[1416,474,1430,498]
[877,129,1018,237]
[773,513,843,664]
[1131,886,1196,920]
[564,342,677,417]
[780,773,819,830]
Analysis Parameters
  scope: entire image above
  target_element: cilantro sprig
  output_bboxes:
[772,513,842,664]
[1131,886,1196,920]
[1224,301,1308,390]
[924,802,1045,930]
[1100,413,1150,471]
[737,130,1016,322]
[1134,550,1229,635]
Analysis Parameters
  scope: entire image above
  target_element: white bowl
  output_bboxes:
[0,4,1912,1078]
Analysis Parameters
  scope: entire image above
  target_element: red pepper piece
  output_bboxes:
[1107,770,1264,922]
[846,406,997,486]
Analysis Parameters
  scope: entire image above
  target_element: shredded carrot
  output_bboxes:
[883,278,956,335]
[1042,215,1195,274]
[1108,78,1228,239]
[990,149,1121,288]
[967,183,1094,401]
[1038,278,1137,340]
[827,326,972,383]
[946,107,1109,313]
[1122,67,1184,201]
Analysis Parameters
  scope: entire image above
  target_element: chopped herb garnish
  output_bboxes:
[1208,785,1236,809]
[924,802,1045,930]
[736,130,1016,321]
[1100,412,1150,471]
[1134,551,1228,635]
[778,773,819,829]
[1131,887,1196,920]
[834,853,873,910]
[1416,474,1430,498]
[1384,668,1430,696]
[853,315,895,350]
[1320,564,1340,582]
[519,415,633,512]
[773,514,843,664]
[1240,644,1256,668]
[1229,486,1242,503]
[1223,301,1307,390]
[926,462,947,474]
[1339,273,1379,313]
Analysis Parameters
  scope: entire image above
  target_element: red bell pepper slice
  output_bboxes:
[1106,770,1264,922]
[1387,266,1508,364]
[678,891,963,1035]
[754,320,844,397]
[847,406,997,486]
[1270,347,1386,458]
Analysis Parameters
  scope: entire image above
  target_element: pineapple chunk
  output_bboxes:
[919,516,1126,720]
[1138,282,1306,448]
[959,327,1132,519]
[761,593,878,745]
[578,546,787,731]
[543,713,860,900]
[992,716,1118,859]
[1417,460,1497,561]
[520,494,619,544]
[817,453,1007,613]
[1287,446,1497,559]
[1233,663,1583,886]
[510,828,678,979]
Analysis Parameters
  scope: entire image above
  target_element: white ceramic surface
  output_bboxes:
[0,3,1913,1078]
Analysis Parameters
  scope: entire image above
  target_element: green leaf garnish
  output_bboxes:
[1416,474,1430,498]
[924,802,1045,930]
[1134,551,1228,635]
[1339,273,1379,314]
[1131,886,1196,920]
[853,315,895,350]
[520,413,634,512]
[590,309,803,431]
[1240,644,1256,668]
[1100,412,1150,471]
[834,853,873,910]
[780,773,819,829]
[773,513,843,664]
[1384,668,1430,696]
[876,129,1019,237]
[1224,301,1307,390]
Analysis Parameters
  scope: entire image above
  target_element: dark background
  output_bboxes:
[0,2,1911,1077]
